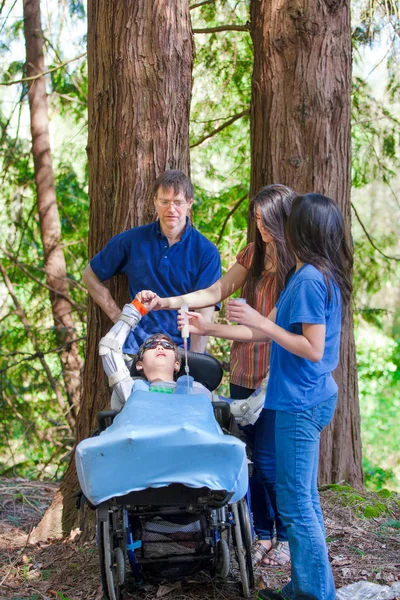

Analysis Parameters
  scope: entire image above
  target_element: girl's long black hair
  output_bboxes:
[285,193,353,306]
[245,184,297,306]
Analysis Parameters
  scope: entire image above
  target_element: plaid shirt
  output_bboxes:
[229,243,277,390]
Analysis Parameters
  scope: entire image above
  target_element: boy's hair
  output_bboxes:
[137,333,181,363]
[285,193,353,306]
[152,170,194,201]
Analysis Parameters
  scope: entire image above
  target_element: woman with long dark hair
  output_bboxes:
[138,184,296,568]
[182,193,352,599]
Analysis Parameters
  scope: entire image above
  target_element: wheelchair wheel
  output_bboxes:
[215,537,230,578]
[97,508,125,600]
[238,498,255,589]
[231,502,252,599]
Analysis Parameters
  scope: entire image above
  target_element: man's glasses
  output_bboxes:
[156,199,187,208]
[138,339,176,358]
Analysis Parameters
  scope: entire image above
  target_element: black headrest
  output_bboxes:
[130,349,223,392]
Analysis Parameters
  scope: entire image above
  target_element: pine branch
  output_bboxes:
[1,248,86,315]
[193,24,250,33]
[0,336,87,374]
[190,108,249,148]
[351,203,400,261]
[190,0,216,8]
[51,92,86,105]
[0,52,87,86]
[217,194,248,245]
[3,246,87,293]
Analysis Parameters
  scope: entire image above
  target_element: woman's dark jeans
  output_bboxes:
[230,383,287,541]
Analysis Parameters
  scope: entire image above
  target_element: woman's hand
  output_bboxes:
[177,309,210,336]
[226,299,264,330]
[136,290,166,311]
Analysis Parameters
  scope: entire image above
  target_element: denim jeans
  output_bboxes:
[252,408,288,542]
[276,394,338,600]
[230,384,276,541]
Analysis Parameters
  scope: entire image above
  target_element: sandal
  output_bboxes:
[262,541,291,567]
[251,540,273,568]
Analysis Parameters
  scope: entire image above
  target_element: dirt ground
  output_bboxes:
[0,478,399,600]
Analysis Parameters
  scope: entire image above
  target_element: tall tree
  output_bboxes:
[250,0,363,486]
[23,0,82,420]
[32,0,194,539]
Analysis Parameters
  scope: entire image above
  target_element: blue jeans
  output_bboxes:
[230,384,276,541]
[253,408,288,542]
[276,394,338,600]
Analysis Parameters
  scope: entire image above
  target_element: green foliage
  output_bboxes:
[356,323,400,490]
[321,483,396,518]
[191,0,251,227]
[351,77,400,188]
[68,0,85,18]
[0,4,88,476]
[380,518,400,528]
[49,59,88,122]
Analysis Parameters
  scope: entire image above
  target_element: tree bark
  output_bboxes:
[52,0,194,537]
[250,0,363,487]
[23,0,82,420]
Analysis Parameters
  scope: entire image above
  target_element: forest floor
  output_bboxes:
[0,478,399,600]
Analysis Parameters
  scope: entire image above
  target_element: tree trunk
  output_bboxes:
[50,0,193,537]
[23,0,82,420]
[250,0,363,487]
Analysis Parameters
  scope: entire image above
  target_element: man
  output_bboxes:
[83,170,221,353]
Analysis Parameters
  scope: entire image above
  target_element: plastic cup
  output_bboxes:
[228,298,246,325]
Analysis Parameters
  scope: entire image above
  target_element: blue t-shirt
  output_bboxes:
[90,218,221,353]
[265,264,342,412]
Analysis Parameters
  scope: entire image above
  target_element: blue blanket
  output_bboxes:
[76,390,248,506]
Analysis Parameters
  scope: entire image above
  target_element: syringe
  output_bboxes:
[180,303,190,393]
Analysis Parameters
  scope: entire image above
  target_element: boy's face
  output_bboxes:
[136,336,181,380]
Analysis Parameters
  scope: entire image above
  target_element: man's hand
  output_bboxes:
[177,309,209,336]
[136,290,165,311]
[226,299,263,329]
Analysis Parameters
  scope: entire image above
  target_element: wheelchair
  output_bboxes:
[76,352,254,599]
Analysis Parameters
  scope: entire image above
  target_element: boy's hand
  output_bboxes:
[177,309,209,336]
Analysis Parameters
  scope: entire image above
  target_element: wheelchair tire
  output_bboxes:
[97,509,124,600]
[231,502,251,599]
[215,538,230,579]
[238,499,255,589]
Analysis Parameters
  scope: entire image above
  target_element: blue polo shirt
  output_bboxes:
[90,218,221,353]
[265,264,342,412]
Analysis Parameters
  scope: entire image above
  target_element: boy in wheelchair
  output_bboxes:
[75,298,255,599]
[100,297,264,428]
[99,298,218,412]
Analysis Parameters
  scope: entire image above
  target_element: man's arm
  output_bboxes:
[83,264,121,323]
[190,305,215,353]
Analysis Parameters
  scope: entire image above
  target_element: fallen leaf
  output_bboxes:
[156,581,182,598]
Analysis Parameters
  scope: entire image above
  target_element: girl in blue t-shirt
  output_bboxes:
[182,193,352,600]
